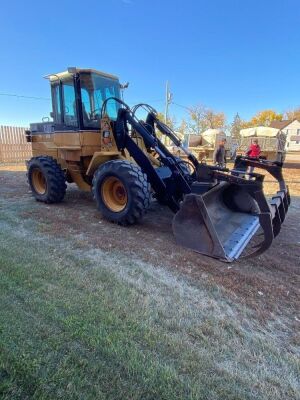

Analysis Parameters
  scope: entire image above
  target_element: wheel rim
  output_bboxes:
[32,168,47,195]
[101,176,128,212]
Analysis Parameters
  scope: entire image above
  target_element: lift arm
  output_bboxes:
[113,108,191,211]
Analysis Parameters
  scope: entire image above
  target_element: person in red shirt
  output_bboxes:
[246,139,261,173]
[246,138,261,158]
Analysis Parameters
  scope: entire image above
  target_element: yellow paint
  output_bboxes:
[86,151,121,176]
[29,119,162,193]
[101,176,127,212]
[67,168,91,191]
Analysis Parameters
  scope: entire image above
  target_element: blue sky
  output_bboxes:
[0,0,299,126]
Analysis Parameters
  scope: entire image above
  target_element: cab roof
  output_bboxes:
[44,68,119,82]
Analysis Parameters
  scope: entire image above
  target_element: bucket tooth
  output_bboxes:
[269,201,282,238]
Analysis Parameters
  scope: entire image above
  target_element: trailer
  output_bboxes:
[169,129,236,163]
[237,126,286,162]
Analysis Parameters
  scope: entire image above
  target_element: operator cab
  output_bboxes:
[30,67,121,133]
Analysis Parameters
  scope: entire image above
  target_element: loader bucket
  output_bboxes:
[172,181,273,262]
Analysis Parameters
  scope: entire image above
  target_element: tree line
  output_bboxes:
[159,105,300,139]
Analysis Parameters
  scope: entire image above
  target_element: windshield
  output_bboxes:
[79,72,121,128]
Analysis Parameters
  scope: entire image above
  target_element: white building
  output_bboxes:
[270,119,300,151]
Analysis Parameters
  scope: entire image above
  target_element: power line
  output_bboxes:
[126,98,164,105]
[0,92,50,101]
[0,92,164,105]
[171,101,192,112]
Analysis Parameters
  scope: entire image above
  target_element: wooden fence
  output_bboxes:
[0,125,32,163]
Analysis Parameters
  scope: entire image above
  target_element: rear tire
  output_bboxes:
[27,156,66,203]
[92,160,151,225]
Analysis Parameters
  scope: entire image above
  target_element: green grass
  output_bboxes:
[0,198,299,399]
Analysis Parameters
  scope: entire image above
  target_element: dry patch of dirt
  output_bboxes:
[264,168,300,196]
[0,163,27,171]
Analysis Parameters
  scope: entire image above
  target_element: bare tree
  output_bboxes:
[284,107,300,120]
[188,104,226,134]
[177,119,188,135]
[187,105,206,135]
[156,112,177,131]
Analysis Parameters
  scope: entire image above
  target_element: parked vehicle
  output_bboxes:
[25,68,290,261]
[237,126,286,162]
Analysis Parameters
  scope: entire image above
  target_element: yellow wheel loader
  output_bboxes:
[25,67,290,261]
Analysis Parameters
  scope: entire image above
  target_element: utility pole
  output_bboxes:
[164,81,172,124]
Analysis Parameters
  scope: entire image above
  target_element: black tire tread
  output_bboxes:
[27,156,66,203]
[92,160,151,225]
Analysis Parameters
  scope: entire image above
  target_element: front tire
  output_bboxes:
[92,160,151,225]
[27,156,66,203]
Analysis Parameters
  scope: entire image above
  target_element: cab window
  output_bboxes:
[81,88,92,114]
[62,80,78,127]
[79,72,121,128]
[51,85,61,123]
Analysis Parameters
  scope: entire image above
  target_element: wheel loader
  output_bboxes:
[25,67,290,261]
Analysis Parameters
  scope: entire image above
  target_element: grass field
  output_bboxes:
[0,168,299,399]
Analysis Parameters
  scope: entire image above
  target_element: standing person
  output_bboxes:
[213,138,226,168]
[246,138,261,158]
[246,138,261,173]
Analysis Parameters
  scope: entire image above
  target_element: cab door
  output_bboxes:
[61,79,78,128]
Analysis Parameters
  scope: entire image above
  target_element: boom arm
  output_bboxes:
[150,115,199,168]
[113,108,191,211]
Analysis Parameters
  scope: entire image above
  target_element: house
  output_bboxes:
[270,119,300,151]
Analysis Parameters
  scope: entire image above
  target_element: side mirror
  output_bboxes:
[50,111,54,118]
